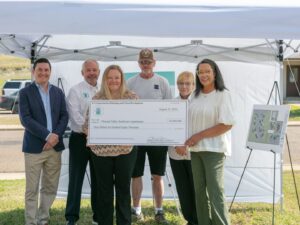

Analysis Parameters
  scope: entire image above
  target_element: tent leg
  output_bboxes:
[280,151,284,212]
[165,169,182,217]
[271,150,276,225]
[229,147,253,212]
[285,134,300,211]
[85,167,91,187]
[151,176,155,211]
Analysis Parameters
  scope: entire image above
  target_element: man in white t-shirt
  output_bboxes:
[127,49,172,224]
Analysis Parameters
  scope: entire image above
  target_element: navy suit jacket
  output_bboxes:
[19,83,69,153]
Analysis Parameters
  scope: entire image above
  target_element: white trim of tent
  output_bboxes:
[1,34,296,63]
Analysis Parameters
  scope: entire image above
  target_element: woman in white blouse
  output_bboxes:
[168,71,198,225]
[177,59,234,225]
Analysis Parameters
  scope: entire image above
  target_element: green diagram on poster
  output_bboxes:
[246,104,290,153]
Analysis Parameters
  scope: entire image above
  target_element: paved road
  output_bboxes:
[0,130,24,172]
[0,127,299,173]
[0,109,15,115]
[284,125,300,165]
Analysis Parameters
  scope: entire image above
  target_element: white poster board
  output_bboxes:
[87,99,188,146]
[246,104,290,153]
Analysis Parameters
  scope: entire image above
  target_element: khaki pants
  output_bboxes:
[24,149,61,225]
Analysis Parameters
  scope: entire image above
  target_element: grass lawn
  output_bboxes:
[289,104,300,121]
[0,54,31,94]
[0,171,299,225]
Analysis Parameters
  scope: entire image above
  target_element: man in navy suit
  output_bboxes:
[19,58,68,225]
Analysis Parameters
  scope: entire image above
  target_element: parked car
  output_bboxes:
[1,79,31,96]
[0,91,19,113]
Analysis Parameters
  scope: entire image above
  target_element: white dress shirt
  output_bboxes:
[67,80,99,133]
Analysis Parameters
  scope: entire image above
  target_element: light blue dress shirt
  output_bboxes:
[35,82,53,133]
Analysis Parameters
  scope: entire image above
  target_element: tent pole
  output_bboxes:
[271,150,276,225]
[277,40,284,104]
[30,42,37,81]
[280,62,284,212]
[277,40,284,212]
[267,80,284,212]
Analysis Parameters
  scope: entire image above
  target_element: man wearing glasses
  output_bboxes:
[127,49,172,224]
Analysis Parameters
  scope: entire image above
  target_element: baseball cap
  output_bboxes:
[139,48,154,61]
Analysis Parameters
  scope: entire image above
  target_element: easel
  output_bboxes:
[149,157,182,217]
[265,82,300,213]
[165,169,182,216]
[57,77,65,94]
[229,81,300,225]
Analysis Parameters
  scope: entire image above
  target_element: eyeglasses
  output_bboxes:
[177,82,193,87]
[139,60,153,65]
[196,70,213,76]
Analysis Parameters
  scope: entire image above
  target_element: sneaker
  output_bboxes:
[92,220,98,225]
[155,210,169,224]
[131,208,144,222]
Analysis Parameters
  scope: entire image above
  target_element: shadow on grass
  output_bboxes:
[0,208,25,225]
[50,206,95,225]
[230,204,272,214]
[0,207,94,225]
[0,205,182,225]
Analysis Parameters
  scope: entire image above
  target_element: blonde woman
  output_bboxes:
[168,71,198,225]
[83,65,137,225]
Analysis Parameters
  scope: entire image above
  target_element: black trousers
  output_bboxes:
[65,132,98,222]
[170,158,198,225]
[91,149,137,225]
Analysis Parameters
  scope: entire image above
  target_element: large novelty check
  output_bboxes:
[87,100,188,146]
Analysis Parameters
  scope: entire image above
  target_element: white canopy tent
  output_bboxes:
[1,0,300,203]
[1,0,300,39]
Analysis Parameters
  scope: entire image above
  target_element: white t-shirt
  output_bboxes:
[67,80,99,133]
[127,73,172,99]
[188,89,235,156]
